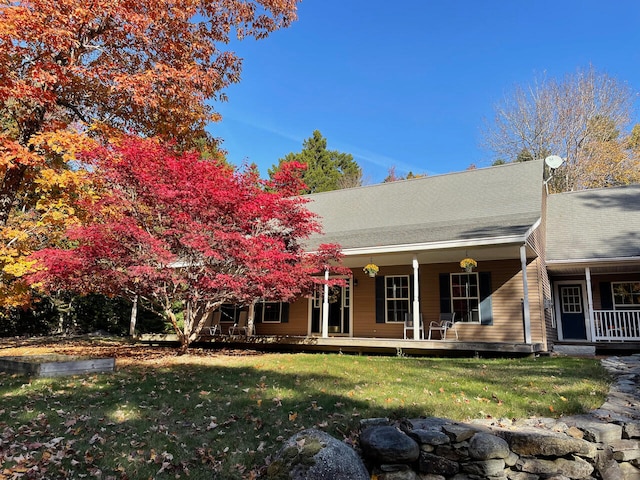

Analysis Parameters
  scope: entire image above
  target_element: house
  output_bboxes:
[195,160,640,355]
[546,184,640,349]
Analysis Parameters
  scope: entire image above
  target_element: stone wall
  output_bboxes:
[359,415,640,480]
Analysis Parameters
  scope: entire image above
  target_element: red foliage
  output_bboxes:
[29,137,345,346]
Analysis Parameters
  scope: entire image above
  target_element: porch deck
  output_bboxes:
[139,333,546,356]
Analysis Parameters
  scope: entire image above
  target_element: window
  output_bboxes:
[561,286,582,314]
[385,275,410,323]
[219,304,245,323]
[451,273,480,323]
[612,282,640,309]
[256,302,287,323]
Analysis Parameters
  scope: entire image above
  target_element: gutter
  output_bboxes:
[335,234,529,257]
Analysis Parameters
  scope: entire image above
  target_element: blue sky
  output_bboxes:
[210,1,640,184]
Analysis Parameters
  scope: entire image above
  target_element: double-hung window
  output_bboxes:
[451,273,480,323]
[612,282,640,309]
[385,275,410,323]
[256,301,287,323]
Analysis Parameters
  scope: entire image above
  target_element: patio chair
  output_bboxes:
[428,313,458,340]
[229,311,251,336]
[403,314,423,339]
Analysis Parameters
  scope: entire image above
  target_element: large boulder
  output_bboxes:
[266,429,369,480]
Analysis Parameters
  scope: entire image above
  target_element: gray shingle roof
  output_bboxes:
[305,160,544,251]
[546,184,640,261]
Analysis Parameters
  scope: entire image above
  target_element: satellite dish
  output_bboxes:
[544,155,564,169]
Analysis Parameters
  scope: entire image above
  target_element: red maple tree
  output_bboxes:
[29,138,345,349]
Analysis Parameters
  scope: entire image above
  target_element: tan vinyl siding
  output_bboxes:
[262,259,546,345]
[424,260,543,344]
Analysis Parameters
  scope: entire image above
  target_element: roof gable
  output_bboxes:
[305,160,544,251]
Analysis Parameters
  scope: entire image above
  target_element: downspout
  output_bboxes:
[520,245,532,344]
[322,268,329,338]
[412,256,421,340]
[585,267,596,342]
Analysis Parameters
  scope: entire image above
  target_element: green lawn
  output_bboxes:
[0,341,610,479]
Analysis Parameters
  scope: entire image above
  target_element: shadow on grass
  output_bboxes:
[0,352,609,480]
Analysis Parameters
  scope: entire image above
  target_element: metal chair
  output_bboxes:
[403,313,424,339]
[428,312,458,340]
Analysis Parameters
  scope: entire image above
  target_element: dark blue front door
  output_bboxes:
[559,284,587,340]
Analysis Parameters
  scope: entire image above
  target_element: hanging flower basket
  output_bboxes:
[363,263,379,277]
[460,258,477,273]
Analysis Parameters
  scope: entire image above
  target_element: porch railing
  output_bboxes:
[593,310,640,342]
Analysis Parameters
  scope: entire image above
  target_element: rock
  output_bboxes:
[372,464,420,480]
[435,445,468,462]
[267,429,369,480]
[505,451,519,467]
[443,424,479,442]
[410,418,451,431]
[468,432,511,460]
[566,426,584,439]
[564,415,624,444]
[609,439,640,461]
[496,428,597,458]
[461,458,506,476]
[624,422,640,439]
[360,417,390,429]
[506,472,539,480]
[408,429,451,446]
[618,462,640,480]
[360,426,420,464]
[418,452,460,476]
[517,455,594,478]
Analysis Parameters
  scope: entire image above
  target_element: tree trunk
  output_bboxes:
[0,165,27,226]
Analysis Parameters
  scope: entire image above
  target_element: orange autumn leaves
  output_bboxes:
[1,0,301,308]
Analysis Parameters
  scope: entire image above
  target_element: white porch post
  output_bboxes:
[322,268,329,338]
[247,302,256,337]
[129,294,138,337]
[412,256,421,340]
[520,245,532,344]
[585,267,596,342]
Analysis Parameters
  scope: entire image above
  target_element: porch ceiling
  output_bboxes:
[546,259,640,276]
[339,242,533,269]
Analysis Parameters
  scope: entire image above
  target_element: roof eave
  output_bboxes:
[337,233,529,257]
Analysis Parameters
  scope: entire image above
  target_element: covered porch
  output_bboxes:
[139,332,546,356]
[548,261,640,345]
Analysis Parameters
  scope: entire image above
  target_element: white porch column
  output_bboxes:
[585,267,596,342]
[129,294,138,337]
[520,245,532,344]
[412,256,421,340]
[247,302,256,337]
[322,268,329,338]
